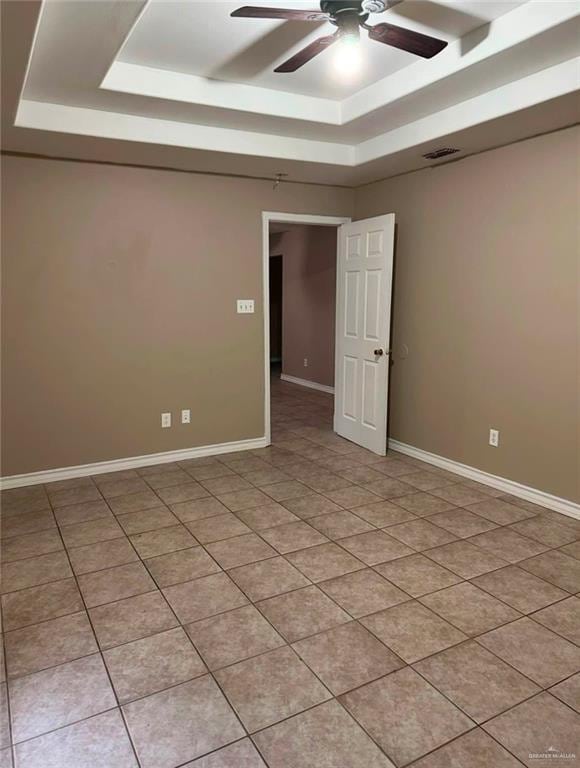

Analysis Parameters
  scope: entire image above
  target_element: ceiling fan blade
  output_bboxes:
[231,6,328,21]
[274,32,339,72]
[368,22,447,58]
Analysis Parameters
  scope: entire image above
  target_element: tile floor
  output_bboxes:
[1,376,579,767]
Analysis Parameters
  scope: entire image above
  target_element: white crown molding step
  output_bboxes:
[0,437,268,490]
[280,373,335,395]
[389,439,580,522]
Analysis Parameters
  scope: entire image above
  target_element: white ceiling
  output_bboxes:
[2,0,579,186]
[118,1,526,99]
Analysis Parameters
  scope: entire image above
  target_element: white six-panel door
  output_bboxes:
[333,214,395,455]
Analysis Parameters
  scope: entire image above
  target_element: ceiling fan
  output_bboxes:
[231,1,448,72]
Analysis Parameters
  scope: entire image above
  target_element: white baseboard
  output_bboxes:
[280,373,334,395]
[389,439,580,521]
[0,437,268,490]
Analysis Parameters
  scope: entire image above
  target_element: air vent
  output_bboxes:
[422,147,461,160]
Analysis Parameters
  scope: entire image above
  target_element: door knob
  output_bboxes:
[374,348,384,356]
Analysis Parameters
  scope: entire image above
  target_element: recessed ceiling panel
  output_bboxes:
[118,0,524,99]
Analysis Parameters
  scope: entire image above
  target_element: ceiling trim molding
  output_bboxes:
[15,100,355,166]
[16,58,578,169]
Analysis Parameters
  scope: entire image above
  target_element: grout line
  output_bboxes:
[1,384,578,767]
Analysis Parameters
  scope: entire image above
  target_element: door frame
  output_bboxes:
[262,211,351,445]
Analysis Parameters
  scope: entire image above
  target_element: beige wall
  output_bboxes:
[0,156,353,475]
[2,128,578,503]
[356,126,580,503]
[270,225,337,388]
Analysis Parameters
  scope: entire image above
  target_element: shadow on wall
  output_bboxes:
[269,224,338,389]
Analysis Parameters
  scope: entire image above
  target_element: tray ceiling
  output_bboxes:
[2,0,579,185]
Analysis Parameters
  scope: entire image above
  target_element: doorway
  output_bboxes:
[262,211,395,454]
[262,213,349,445]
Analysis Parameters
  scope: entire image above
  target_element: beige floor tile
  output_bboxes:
[186,604,284,670]
[430,485,491,506]
[352,500,417,527]
[215,646,330,732]
[201,475,253,495]
[532,596,580,644]
[483,693,580,767]
[309,510,375,539]
[228,556,310,602]
[318,568,409,618]
[341,667,473,766]
[262,480,312,502]
[550,672,580,713]
[0,510,56,539]
[123,676,244,768]
[90,591,178,649]
[186,513,251,544]
[145,469,193,490]
[60,517,124,548]
[410,727,523,768]
[163,572,248,624]
[49,485,102,509]
[0,529,63,564]
[425,540,508,578]
[561,540,580,560]
[414,640,539,722]
[420,582,521,636]
[78,561,156,607]
[387,519,458,550]
[145,546,220,587]
[54,500,113,527]
[281,494,342,519]
[107,490,162,516]
[324,486,382,509]
[104,627,206,703]
[217,489,273,513]
[97,477,150,499]
[464,499,535,525]
[253,700,394,768]
[427,508,498,538]
[293,621,403,695]
[471,565,569,614]
[185,739,266,766]
[235,503,298,531]
[116,506,178,536]
[257,585,350,642]
[468,527,549,563]
[9,654,116,743]
[13,709,138,768]
[477,617,580,687]
[362,600,467,663]
[1,578,83,631]
[519,550,580,593]
[398,471,456,492]
[0,686,7,751]
[392,492,456,516]
[375,553,462,598]
[286,542,365,581]
[68,537,139,575]
[206,533,276,569]
[260,521,328,553]
[1,550,72,594]
[339,531,415,566]
[171,497,230,523]
[510,516,579,548]
[5,611,97,678]
[156,482,209,505]
[129,524,197,559]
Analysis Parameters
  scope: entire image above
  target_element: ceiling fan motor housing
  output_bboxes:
[320,0,389,13]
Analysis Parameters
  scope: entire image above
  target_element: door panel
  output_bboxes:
[334,214,395,455]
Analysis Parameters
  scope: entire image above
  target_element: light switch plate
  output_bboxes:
[237,299,254,314]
